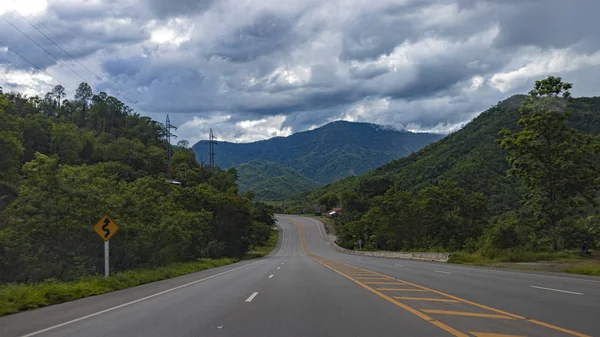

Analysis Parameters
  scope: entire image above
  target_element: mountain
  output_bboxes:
[193,121,443,200]
[235,160,322,200]
[310,95,600,216]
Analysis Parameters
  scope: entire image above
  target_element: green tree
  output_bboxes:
[498,77,600,250]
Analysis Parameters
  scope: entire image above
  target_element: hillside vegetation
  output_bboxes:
[0,84,275,284]
[235,160,322,200]
[193,121,442,200]
[311,78,600,256]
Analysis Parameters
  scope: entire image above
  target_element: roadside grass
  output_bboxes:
[244,229,278,259]
[561,263,600,276]
[0,230,279,317]
[448,251,582,265]
[0,258,236,317]
[449,250,600,277]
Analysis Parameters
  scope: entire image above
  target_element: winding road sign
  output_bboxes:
[93,215,119,241]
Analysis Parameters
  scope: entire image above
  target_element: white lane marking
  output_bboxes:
[312,218,327,244]
[277,267,281,270]
[435,270,452,274]
[21,260,263,337]
[268,274,274,279]
[530,286,584,295]
[395,264,403,267]
[245,292,259,302]
[274,223,285,257]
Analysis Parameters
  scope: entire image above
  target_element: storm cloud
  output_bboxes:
[1,0,600,143]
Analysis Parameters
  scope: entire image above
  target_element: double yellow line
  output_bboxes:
[287,217,590,337]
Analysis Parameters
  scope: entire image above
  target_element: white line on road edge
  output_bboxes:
[20,260,263,337]
[268,274,274,279]
[530,286,584,295]
[245,292,259,302]
[274,223,286,257]
[435,270,452,274]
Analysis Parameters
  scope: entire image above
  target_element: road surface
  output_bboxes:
[1,215,598,337]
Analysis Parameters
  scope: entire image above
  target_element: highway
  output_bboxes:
[1,215,598,337]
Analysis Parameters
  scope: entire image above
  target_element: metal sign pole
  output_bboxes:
[105,240,109,277]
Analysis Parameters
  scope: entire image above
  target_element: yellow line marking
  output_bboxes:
[394,296,460,303]
[377,288,428,292]
[286,218,469,337]
[363,282,406,285]
[354,277,393,280]
[286,216,591,337]
[325,257,591,337]
[422,310,514,320]
[469,333,525,337]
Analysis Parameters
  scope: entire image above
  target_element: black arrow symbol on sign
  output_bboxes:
[102,218,111,238]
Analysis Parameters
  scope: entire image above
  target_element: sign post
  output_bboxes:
[93,215,119,278]
[104,241,109,277]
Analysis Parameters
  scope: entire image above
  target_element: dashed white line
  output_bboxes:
[268,274,274,279]
[530,286,583,295]
[435,270,452,275]
[277,266,281,270]
[395,264,403,267]
[245,292,259,302]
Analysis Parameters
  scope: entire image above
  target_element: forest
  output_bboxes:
[312,77,600,257]
[0,83,275,284]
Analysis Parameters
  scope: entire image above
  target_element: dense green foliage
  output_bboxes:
[193,121,442,200]
[498,77,600,250]
[0,85,275,284]
[235,160,322,200]
[311,79,600,255]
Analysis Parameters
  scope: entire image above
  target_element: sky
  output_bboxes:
[1,0,600,144]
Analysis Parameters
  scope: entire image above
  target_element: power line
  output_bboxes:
[12,10,148,114]
[0,13,92,86]
[0,39,72,91]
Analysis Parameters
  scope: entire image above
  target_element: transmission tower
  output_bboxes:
[165,115,177,178]
[206,128,217,171]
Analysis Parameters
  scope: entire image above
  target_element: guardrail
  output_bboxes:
[331,242,450,262]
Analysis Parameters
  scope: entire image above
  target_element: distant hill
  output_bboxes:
[235,160,322,200]
[310,95,600,215]
[192,121,443,200]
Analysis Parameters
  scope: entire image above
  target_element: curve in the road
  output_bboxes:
[281,215,593,337]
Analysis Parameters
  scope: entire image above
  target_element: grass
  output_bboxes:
[0,258,236,316]
[244,229,278,259]
[562,263,600,276]
[0,230,280,317]
[448,250,582,265]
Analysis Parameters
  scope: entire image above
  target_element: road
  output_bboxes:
[1,215,598,337]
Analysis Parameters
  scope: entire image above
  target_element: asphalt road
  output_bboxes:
[1,215,598,337]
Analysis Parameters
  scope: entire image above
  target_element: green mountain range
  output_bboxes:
[193,121,442,200]
[310,95,600,216]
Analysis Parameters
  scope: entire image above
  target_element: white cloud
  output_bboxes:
[490,48,600,92]
[178,114,292,144]
[0,0,48,16]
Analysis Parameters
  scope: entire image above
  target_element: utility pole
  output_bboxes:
[165,115,177,178]
[206,128,217,171]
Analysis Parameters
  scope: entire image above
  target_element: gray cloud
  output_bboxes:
[1,0,599,143]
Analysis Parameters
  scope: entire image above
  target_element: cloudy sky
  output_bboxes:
[1,0,599,144]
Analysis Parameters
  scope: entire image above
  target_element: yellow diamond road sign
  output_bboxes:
[93,215,119,241]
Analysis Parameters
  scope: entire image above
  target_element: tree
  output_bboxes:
[498,77,600,251]
[52,85,66,108]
